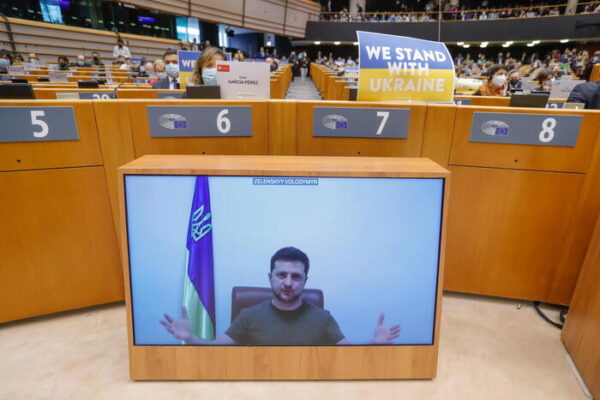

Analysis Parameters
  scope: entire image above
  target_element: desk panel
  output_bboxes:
[449,107,599,173]
[444,166,584,304]
[296,101,426,157]
[0,167,123,322]
[0,100,103,172]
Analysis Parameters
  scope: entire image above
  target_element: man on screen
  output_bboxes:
[160,247,401,345]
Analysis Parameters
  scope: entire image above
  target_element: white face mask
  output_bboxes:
[491,74,506,87]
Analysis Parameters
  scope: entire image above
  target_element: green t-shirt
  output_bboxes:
[225,300,345,345]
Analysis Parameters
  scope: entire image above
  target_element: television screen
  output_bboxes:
[125,175,444,347]
[138,16,156,24]
[39,0,64,24]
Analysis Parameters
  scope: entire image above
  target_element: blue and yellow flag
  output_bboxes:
[182,176,215,340]
[357,31,455,102]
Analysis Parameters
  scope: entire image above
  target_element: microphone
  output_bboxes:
[112,74,135,98]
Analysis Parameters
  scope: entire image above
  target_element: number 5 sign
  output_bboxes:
[0,107,79,143]
[469,112,582,147]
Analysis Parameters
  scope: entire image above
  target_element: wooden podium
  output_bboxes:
[118,155,450,380]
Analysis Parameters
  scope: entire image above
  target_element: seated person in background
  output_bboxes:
[266,57,279,72]
[233,49,244,61]
[119,57,132,71]
[152,49,180,89]
[535,69,553,92]
[0,51,11,73]
[458,62,472,76]
[160,247,401,346]
[12,54,24,65]
[91,52,105,68]
[27,53,41,66]
[188,47,226,86]
[149,60,166,86]
[474,64,508,96]
[507,69,522,91]
[139,61,154,77]
[72,54,90,68]
[49,56,70,71]
[566,81,600,109]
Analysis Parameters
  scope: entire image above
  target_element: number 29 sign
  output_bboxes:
[0,107,79,143]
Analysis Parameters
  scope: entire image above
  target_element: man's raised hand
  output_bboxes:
[159,306,192,341]
[372,313,401,344]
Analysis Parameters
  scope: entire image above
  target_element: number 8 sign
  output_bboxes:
[469,112,582,147]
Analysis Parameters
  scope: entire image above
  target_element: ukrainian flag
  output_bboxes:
[182,176,215,340]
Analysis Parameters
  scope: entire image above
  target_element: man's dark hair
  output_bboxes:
[270,247,309,275]
[163,48,177,60]
[537,69,553,83]
[488,64,508,77]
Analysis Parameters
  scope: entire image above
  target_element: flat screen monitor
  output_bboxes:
[509,93,549,108]
[77,80,100,88]
[0,83,36,99]
[348,87,357,101]
[125,174,444,347]
[186,85,221,99]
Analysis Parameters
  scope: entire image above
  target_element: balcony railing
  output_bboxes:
[309,1,600,22]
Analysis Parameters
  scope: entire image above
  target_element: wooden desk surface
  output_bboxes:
[120,154,450,178]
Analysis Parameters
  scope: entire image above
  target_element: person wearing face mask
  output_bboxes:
[27,53,39,64]
[113,38,131,62]
[148,60,166,86]
[72,54,90,68]
[152,49,180,89]
[507,69,522,91]
[188,47,226,86]
[474,64,508,96]
[119,57,132,71]
[0,51,11,73]
[52,56,70,71]
[90,52,104,67]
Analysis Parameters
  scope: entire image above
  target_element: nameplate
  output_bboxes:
[312,107,410,138]
[147,106,252,137]
[469,112,582,147]
[0,107,79,143]
[454,98,472,105]
[78,92,114,100]
[157,92,184,99]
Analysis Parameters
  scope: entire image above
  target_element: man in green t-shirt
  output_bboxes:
[160,247,401,345]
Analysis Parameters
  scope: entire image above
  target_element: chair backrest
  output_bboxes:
[231,286,324,322]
